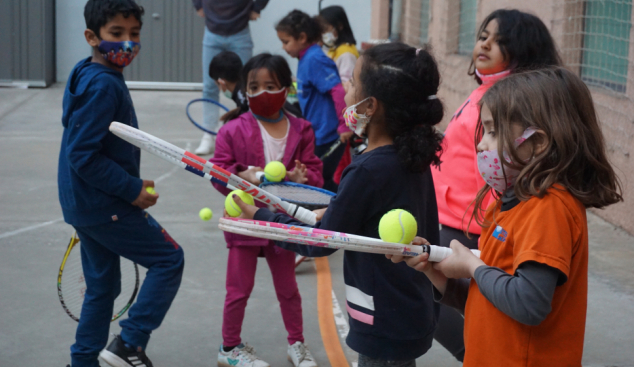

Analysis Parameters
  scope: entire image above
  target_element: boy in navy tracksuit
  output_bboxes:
[58,1,183,366]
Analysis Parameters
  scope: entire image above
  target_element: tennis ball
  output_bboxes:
[145,187,156,195]
[199,207,213,221]
[225,190,255,217]
[378,209,418,244]
[264,161,286,182]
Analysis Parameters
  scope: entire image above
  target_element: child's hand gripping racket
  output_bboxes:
[109,122,318,225]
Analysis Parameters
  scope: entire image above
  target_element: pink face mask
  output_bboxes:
[477,128,536,192]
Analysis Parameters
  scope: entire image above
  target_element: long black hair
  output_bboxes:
[319,6,356,46]
[360,43,444,172]
[275,10,323,44]
[470,9,562,83]
[222,53,293,123]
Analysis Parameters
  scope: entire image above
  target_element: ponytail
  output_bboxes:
[360,43,444,172]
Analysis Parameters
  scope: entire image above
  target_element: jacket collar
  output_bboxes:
[244,111,301,168]
[476,69,511,86]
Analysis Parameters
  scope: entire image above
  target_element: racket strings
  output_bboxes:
[60,247,139,320]
[263,185,333,205]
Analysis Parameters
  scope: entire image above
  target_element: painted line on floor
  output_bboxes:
[0,218,64,240]
[315,256,350,367]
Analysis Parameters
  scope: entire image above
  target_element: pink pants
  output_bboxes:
[222,244,304,346]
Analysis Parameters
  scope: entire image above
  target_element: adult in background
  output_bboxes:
[192,0,269,155]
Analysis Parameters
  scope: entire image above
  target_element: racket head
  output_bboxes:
[186,98,230,135]
[259,182,335,210]
[58,233,140,322]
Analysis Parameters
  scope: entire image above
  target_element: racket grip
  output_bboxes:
[290,204,317,226]
[426,245,482,262]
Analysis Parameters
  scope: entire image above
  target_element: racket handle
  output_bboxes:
[289,204,317,226]
[425,245,481,262]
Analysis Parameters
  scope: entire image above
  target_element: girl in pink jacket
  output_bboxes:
[429,9,562,362]
[210,53,323,367]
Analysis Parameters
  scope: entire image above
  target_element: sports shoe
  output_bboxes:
[287,341,317,367]
[99,334,153,367]
[194,133,215,155]
[217,343,270,367]
[295,255,314,268]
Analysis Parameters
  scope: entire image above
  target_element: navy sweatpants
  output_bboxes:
[71,210,184,367]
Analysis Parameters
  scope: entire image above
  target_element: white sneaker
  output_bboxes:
[194,133,215,155]
[287,341,318,367]
[218,343,270,367]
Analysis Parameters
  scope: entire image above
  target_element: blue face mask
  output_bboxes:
[98,40,141,68]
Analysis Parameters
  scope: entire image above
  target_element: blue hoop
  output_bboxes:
[186,98,230,136]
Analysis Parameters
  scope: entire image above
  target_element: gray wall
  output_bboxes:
[54,0,372,83]
[1,0,55,86]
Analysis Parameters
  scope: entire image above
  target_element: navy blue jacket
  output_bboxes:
[58,57,143,227]
[254,145,440,361]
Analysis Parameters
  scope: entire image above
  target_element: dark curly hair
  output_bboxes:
[275,9,322,43]
[360,42,444,173]
[469,9,561,83]
[84,0,144,38]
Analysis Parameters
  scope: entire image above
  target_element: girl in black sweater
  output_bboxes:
[232,43,444,367]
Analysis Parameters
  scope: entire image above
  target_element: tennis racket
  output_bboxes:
[259,182,335,211]
[57,232,139,322]
[319,139,343,160]
[186,98,230,135]
[219,218,481,261]
[109,122,317,225]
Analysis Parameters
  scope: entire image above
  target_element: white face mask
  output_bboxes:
[322,32,337,47]
[343,97,371,136]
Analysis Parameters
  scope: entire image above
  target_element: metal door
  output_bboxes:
[124,0,205,85]
[0,0,55,87]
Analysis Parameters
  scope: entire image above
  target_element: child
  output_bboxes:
[429,9,562,361]
[276,10,350,192]
[58,1,184,367]
[210,53,323,367]
[318,6,359,84]
[390,67,623,366]
[209,50,303,119]
[232,43,445,367]
[317,6,359,186]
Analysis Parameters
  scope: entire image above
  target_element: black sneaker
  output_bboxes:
[99,334,153,367]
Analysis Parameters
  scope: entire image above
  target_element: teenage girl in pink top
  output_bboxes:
[430,9,562,361]
[210,53,323,367]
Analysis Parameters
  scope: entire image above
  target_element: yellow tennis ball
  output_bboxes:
[264,161,286,182]
[145,187,156,195]
[378,209,418,244]
[199,207,213,221]
[225,190,255,217]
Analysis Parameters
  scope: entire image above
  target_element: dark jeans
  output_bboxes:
[71,211,184,367]
[432,225,480,362]
[358,354,416,367]
[314,138,346,193]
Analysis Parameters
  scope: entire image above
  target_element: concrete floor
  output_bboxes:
[0,85,632,367]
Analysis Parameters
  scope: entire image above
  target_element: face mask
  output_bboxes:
[322,32,337,47]
[477,128,536,192]
[343,97,371,136]
[222,89,233,99]
[247,87,287,117]
[98,40,141,68]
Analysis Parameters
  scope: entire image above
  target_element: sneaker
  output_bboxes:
[194,133,215,155]
[218,343,270,367]
[99,334,153,367]
[295,255,314,268]
[287,341,317,367]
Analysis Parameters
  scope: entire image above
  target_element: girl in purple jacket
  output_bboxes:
[210,53,323,367]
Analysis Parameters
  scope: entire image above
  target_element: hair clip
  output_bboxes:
[416,48,422,55]
[427,95,437,100]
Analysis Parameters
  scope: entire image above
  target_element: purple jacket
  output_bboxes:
[210,111,324,247]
